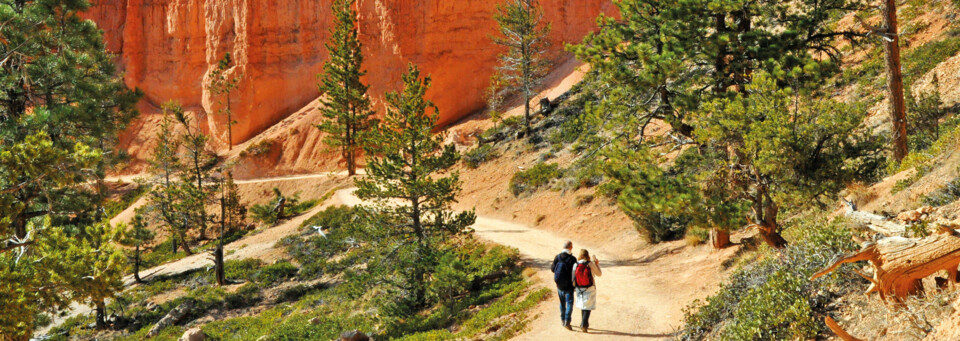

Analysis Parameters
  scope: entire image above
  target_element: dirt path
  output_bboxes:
[45,175,734,340]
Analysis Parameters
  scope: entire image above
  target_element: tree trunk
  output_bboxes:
[757,223,788,249]
[179,232,194,256]
[133,244,143,284]
[882,0,908,162]
[812,229,960,301]
[214,245,225,286]
[710,228,731,249]
[95,300,107,329]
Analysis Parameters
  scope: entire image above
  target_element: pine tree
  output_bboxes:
[485,72,509,130]
[145,103,193,255]
[317,0,376,176]
[213,171,244,286]
[492,0,552,138]
[881,0,908,162]
[572,0,872,248]
[121,212,155,284]
[208,52,242,151]
[355,64,476,308]
[174,105,218,241]
[0,0,139,337]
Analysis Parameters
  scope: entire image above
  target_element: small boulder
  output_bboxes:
[309,316,321,325]
[340,330,370,341]
[179,327,206,341]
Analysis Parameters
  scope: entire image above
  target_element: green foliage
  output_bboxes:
[509,162,561,196]
[239,139,274,158]
[223,258,297,285]
[463,144,500,169]
[207,52,242,149]
[0,0,141,334]
[906,78,949,152]
[104,182,149,219]
[316,0,377,175]
[679,216,863,340]
[250,188,318,226]
[492,0,552,134]
[355,64,477,310]
[282,205,366,278]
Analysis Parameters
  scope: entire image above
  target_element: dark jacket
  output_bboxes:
[551,251,577,291]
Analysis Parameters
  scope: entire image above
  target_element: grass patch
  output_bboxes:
[510,162,562,196]
[463,144,499,169]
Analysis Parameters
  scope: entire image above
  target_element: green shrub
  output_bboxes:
[509,162,561,196]
[679,215,863,340]
[463,144,499,169]
[225,258,263,281]
[225,283,262,309]
[104,182,149,219]
[250,188,319,225]
[256,261,299,284]
[923,175,960,207]
[282,205,365,278]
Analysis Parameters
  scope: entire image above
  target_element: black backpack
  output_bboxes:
[553,253,576,289]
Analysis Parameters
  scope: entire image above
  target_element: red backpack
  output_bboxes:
[574,263,593,287]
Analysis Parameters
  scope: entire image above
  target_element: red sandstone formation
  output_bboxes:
[86,0,614,152]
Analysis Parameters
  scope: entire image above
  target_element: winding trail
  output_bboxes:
[46,173,732,340]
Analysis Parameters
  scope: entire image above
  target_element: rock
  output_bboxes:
[309,316,321,325]
[83,0,617,166]
[146,300,195,338]
[340,330,370,341]
[179,327,206,341]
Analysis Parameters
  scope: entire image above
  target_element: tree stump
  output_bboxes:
[710,228,730,249]
[811,230,960,301]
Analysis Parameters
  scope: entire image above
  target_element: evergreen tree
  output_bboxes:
[208,52,242,151]
[317,0,376,176]
[492,0,552,137]
[173,105,218,241]
[0,0,139,337]
[355,65,476,309]
[121,212,155,284]
[485,72,509,130]
[145,106,192,255]
[572,0,872,248]
[213,171,244,286]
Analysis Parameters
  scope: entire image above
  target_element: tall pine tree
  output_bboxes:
[317,0,376,176]
[0,0,139,337]
[492,0,552,137]
[355,64,476,309]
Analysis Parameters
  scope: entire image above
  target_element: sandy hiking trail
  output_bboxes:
[44,173,734,340]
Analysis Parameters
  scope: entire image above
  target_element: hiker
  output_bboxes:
[551,241,577,330]
[573,249,602,333]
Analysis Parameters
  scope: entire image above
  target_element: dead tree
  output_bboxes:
[811,229,960,301]
[882,0,908,162]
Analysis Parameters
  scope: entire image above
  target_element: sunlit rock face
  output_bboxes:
[85,0,614,145]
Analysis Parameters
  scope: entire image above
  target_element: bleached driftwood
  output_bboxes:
[811,230,960,300]
[842,199,906,236]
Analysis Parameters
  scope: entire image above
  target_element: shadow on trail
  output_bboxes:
[585,329,677,338]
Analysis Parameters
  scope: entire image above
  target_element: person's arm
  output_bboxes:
[550,255,558,273]
[591,259,602,277]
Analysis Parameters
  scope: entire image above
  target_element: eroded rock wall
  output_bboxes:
[86,0,613,150]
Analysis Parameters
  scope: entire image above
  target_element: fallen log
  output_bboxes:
[811,229,960,301]
[842,199,906,236]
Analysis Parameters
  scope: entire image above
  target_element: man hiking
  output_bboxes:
[551,241,577,330]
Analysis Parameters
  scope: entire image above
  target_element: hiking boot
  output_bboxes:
[564,323,572,331]
[582,326,588,333]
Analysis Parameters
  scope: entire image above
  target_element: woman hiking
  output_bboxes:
[572,249,602,333]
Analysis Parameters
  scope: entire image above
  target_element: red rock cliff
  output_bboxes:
[85,0,614,147]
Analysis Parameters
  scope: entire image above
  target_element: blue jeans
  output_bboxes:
[558,289,574,324]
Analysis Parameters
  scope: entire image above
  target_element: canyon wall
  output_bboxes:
[85,0,614,148]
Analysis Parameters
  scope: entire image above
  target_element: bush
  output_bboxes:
[257,261,299,284]
[463,144,499,169]
[225,283,262,309]
[282,205,365,278]
[679,215,863,340]
[251,188,319,225]
[509,162,561,196]
[631,212,690,243]
[922,174,960,207]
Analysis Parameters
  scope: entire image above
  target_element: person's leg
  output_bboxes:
[581,309,591,330]
[558,290,572,325]
[562,290,574,326]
